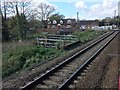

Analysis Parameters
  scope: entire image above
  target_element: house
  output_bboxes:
[79,20,99,30]
[47,19,76,29]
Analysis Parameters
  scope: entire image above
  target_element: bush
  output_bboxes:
[74,30,106,43]
[2,46,63,78]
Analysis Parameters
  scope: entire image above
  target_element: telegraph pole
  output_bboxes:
[77,12,79,29]
[77,12,79,22]
[114,10,116,18]
[118,1,120,30]
[114,10,116,29]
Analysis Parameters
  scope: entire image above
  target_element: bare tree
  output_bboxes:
[25,7,38,21]
[37,3,55,21]
[1,0,34,40]
[1,0,33,18]
[1,1,11,41]
[36,3,55,28]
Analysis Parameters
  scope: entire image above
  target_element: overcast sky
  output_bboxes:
[31,0,119,20]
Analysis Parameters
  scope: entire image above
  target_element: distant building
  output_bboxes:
[118,1,120,16]
[79,20,99,30]
[47,19,76,29]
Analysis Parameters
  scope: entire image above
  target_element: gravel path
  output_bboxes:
[69,32,119,89]
[2,32,111,89]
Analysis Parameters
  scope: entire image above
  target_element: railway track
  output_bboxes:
[21,31,119,90]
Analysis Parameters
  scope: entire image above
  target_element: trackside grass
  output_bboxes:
[74,30,107,43]
[2,30,107,78]
[2,46,64,78]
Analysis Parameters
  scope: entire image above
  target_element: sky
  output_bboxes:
[31,0,120,20]
[1,0,120,20]
[33,0,119,20]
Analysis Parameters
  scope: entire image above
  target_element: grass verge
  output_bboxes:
[2,46,64,78]
[74,30,107,43]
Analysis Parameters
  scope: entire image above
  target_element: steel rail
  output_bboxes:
[21,32,114,90]
[58,32,119,90]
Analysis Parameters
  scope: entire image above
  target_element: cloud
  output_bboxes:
[76,0,118,20]
[75,1,86,9]
[32,0,47,3]
[88,0,118,19]
[47,0,119,3]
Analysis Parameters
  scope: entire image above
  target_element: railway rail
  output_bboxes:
[21,31,119,90]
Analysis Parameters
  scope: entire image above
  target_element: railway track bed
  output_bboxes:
[68,32,119,89]
[2,31,119,89]
[20,32,119,90]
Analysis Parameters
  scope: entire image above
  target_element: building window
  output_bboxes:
[66,25,71,28]
[60,20,63,24]
[67,20,71,24]
[52,25,56,28]
[53,20,57,24]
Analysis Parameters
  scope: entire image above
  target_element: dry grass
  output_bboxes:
[2,40,33,53]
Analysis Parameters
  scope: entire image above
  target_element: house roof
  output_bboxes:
[48,19,76,25]
[79,20,99,26]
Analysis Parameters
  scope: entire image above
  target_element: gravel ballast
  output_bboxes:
[70,32,119,89]
[2,32,111,89]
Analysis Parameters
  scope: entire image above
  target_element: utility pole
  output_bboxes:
[77,12,79,22]
[118,1,120,30]
[114,10,116,29]
[77,12,79,29]
[114,10,116,18]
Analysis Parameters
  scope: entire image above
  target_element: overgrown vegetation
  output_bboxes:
[2,30,107,79]
[2,46,64,78]
[1,1,56,41]
[74,30,107,43]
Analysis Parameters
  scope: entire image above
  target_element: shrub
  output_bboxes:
[2,46,63,78]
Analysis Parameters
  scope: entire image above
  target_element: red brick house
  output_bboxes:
[47,19,76,29]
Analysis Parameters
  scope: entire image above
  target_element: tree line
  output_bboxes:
[99,16,120,27]
[1,0,64,42]
[1,0,119,42]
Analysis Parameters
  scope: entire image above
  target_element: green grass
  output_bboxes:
[27,33,44,39]
[27,32,50,40]
[2,46,64,78]
[2,30,107,79]
[74,30,107,43]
